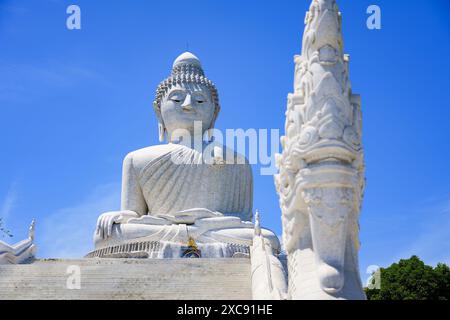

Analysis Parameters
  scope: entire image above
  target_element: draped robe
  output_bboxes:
[123,143,253,222]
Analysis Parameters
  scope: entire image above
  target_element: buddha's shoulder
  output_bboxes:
[123,144,180,169]
[123,143,251,170]
[219,145,250,166]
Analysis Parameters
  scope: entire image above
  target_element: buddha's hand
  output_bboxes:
[96,210,139,239]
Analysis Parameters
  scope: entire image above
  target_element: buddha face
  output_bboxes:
[160,83,215,138]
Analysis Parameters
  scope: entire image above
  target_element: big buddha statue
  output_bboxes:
[90,52,279,258]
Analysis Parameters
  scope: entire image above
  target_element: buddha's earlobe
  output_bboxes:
[158,122,166,142]
[207,116,217,142]
[207,127,214,142]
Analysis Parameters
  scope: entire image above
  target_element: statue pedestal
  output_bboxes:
[86,240,250,259]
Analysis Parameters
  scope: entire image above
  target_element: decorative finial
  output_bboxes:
[28,219,35,241]
[254,210,261,236]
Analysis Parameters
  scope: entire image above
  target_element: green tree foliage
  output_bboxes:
[365,256,450,300]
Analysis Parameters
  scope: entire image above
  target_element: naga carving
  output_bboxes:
[275,0,366,299]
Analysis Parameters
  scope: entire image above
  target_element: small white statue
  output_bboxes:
[250,211,287,300]
[93,52,279,256]
[0,220,36,264]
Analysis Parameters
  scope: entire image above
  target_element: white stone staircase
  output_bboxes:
[0,258,252,300]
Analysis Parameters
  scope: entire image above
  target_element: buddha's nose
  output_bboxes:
[181,94,193,111]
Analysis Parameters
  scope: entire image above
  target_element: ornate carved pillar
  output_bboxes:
[275,0,365,299]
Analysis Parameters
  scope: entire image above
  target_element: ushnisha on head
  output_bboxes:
[153,52,220,142]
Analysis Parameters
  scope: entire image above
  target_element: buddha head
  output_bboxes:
[153,52,220,142]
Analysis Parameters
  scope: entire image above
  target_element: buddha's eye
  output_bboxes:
[169,93,184,103]
[193,93,207,104]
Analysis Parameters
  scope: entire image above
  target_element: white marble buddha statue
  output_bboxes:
[92,52,279,257]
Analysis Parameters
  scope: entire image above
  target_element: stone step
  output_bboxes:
[0,258,252,300]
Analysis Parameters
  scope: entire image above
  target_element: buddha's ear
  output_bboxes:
[206,128,214,142]
[207,117,217,142]
[153,101,166,142]
[158,122,166,142]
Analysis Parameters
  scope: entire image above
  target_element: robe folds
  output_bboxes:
[124,143,253,222]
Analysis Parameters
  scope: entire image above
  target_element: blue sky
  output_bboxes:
[1,0,449,281]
